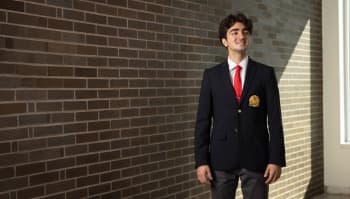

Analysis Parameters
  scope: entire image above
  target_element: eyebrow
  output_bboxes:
[230,28,248,32]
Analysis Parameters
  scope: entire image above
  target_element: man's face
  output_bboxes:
[221,22,250,54]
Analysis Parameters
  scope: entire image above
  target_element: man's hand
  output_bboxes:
[264,164,281,184]
[196,165,213,185]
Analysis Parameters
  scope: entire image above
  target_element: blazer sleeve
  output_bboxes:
[265,67,286,167]
[194,69,213,168]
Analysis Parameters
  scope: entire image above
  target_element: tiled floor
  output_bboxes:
[313,194,350,199]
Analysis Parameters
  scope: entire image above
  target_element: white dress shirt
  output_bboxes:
[228,56,248,88]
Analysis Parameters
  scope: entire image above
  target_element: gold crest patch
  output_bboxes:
[249,95,260,107]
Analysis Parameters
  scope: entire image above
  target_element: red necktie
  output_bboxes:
[234,65,242,103]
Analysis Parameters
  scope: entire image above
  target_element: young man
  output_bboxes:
[194,13,286,199]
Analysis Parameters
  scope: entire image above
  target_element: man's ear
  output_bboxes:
[221,38,228,47]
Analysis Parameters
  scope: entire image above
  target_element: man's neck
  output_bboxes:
[228,51,247,64]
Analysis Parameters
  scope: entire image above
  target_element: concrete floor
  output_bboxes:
[313,194,350,199]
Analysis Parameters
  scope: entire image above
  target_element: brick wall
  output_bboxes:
[232,0,324,198]
[0,0,322,199]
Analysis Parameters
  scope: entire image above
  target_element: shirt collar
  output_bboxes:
[228,56,249,71]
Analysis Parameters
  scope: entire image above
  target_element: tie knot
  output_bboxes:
[235,65,241,71]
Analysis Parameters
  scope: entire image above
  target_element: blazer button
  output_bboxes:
[234,128,238,133]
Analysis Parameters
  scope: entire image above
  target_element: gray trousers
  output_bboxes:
[211,169,268,199]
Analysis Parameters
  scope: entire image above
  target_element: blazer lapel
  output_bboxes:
[220,61,240,108]
[241,58,257,104]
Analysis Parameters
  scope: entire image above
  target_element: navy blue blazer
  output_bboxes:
[194,58,286,173]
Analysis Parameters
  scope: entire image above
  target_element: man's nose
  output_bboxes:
[237,31,245,38]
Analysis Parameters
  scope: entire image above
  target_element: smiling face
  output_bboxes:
[221,22,250,56]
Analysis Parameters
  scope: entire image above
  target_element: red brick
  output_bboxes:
[88,183,111,196]
[118,8,137,19]
[111,178,131,190]
[66,166,87,178]
[46,179,75,194]
[26,3,57,17]
[0,103,26,115]
[66,188,87,199]
[100,150,121,161]
[100,171,120,182]
[88,162,109,174]
[0,76,18,88]
[128,20,146,30]
[0,11,5,22]
[0,153,29,166]
[8,12,47,27]
[63,9,83,20]
[47,67,73,76]
[98,47,118,56]
[75,67,97,77]
[47,0,73,8]
[76,90,98,99]
[63,55,87,65]
[108,16,127,27]
[76,111,98,121]
[128,0,146,10]
[0,90,15,101]
[18,138,47,151]
[15,64,47,76]
[26,26,61,41]
[17,185,44,199]
[77,45,97,55]
[86,35,107,45]
[122,186,142,198]
[0,0,24,11]
[64,79,86,88]
[96,4,117,15]
[86,13,106,24]
[37,102,62,112]
[77,175,99,187]
[48,42,77,54]
[0,128,28,142]
[47,157,75,170]
[118,28,137,38]
[87,79,109,88]
[33,125,63,137]
[64,123,87,134]
[48,135,75,147]
[51,113,75,123]
[138,12,155,21]
[41,193,65,199]
[74,22,96,33]
[29,148,63,161]
[76,153,99,165]
[61,32,84,43]
[5,37,47,51]
[0,116,17,128]
[16,162,45,176]
[108,0,127,7]
[88,121,110,131]
[0,167,14,179]
[76,132,98,143]
[73,0,94,11]
[19,114,50,126]
[30,171,59,185]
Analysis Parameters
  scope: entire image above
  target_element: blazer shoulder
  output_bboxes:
[205,62,227,74]
[249,59,276,77]
[249,58,274,71]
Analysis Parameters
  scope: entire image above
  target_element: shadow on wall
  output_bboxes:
[231,0,323,198]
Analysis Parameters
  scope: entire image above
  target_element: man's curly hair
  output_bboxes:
[218,13,253,46]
